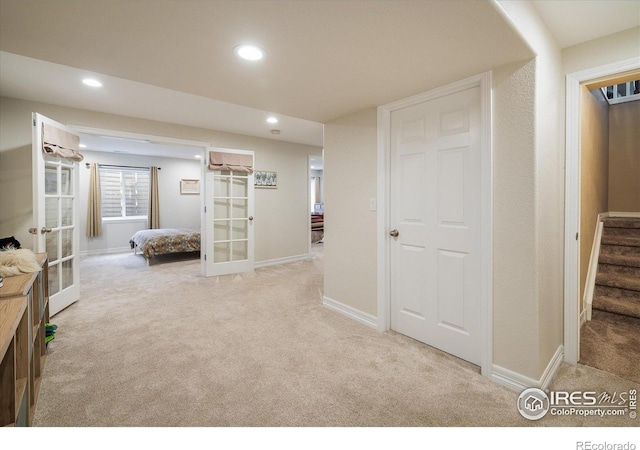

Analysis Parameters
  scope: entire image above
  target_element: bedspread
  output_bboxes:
[129,228,200,259]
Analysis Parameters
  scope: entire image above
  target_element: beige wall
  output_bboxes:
[579,87,610,305]
[0,97,322,263]
[323,108,378,316]
[494,0,565,379]
[608,100,640,212]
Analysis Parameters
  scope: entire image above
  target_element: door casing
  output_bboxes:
[377,72,493,377]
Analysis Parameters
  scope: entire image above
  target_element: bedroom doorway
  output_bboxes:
[309,155,324,254]
[69,126,209,274]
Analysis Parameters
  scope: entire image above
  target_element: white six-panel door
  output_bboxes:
[390,86,482,365]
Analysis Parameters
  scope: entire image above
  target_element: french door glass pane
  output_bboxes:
[213,221,230,241]
[61,229,73,258]
[46,230,59,261]
[45,165,58,194]
[61,166,72,195]
[45,197,59,228]
[232,241,248,261]
[61,198,73,226]
[48,263,59,296]
[232,220,247,239]
[61,259,73,290]
[232,199,247,218]
[214,200,230,219]
[232,177,247,197]
[214,177,229,197]
[214,242,230,263]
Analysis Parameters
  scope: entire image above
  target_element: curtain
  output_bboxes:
[42,123,84,161]
[208,151,253,173]
[86,163,102,237]
[148,166,160,229]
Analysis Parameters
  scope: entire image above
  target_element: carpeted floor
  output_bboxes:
[33,248,638,427]
[580,310,640,383]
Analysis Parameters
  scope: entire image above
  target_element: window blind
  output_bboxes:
[99,166,149,219]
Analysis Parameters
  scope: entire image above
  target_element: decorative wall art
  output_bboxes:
[180,179,200,194]
[254,171,277,188]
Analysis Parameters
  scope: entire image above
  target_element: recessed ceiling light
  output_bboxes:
[266,116,278,124]
[79,144,87,148]
[82,78,102,87]
[234,45,265,61]
[194,154,202,159]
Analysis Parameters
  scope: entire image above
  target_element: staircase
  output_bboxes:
[592,217,640,319]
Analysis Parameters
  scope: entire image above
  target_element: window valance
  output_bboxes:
[42,123,83,161]
[208,151,253,173]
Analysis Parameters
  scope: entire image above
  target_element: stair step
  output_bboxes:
[595,263,640,291]
[603,217,640,229]
[592,285,640,319]
[599,244,640,268]
[601,226,640,247]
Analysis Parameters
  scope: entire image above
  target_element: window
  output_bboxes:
[100,166,149,220]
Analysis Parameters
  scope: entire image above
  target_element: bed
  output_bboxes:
[129,228,200,264]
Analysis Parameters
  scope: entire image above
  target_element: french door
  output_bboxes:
[204,148,255,277]
[32,113,81,316]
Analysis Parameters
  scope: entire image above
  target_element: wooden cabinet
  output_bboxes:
[0,253,49,427]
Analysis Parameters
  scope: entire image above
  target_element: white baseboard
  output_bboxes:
[80,246,132,257]
[322,296,378,329]
[254,253,310,269]
[491,345,564,392]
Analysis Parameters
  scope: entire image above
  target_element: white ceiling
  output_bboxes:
[0,1,637,153]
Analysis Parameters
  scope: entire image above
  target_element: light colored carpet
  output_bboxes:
[33,248,638,427]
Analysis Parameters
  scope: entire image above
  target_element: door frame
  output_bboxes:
[377,71,493,376]
[563,56,640,364]
[69,126,210,274]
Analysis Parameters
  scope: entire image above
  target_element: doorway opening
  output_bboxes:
[564,58,640,381]
[309,154,324,256]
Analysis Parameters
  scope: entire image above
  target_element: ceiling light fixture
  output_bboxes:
[266,116,278,124]
[82,78,102,87]
[234,45,265,61]
[79,144,87,148]
[194,155,202,159]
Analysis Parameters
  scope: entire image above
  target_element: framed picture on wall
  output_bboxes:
[180,179,200,195]
[254,171,277,188]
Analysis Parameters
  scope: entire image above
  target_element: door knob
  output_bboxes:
[29,227,38,235]
[41,227,52,234]
[248,216,254,221]
[389,229,399,237]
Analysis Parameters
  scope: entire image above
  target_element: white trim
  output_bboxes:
[491,345,564,392]
[564,56,640,365]
[580,309,587,327]
[323,296,378,329]
[584,213,606,321]
[376,72,493,377]
[254,253,310,269]
[69,126,210,149]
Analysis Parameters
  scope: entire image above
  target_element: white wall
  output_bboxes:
[79,150,201,255]
[0,97,322,263]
